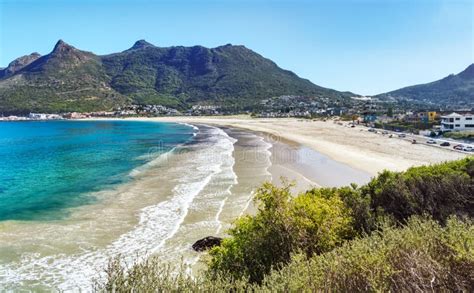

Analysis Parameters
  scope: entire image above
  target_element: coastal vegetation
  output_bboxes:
[374,120,437,132]
[96,157,474,291]
[98,217,473,292]
[443,131,474,142]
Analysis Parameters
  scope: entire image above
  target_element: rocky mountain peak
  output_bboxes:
[0,52,42,77]
[52,39,77,54]
[129,39,155,50]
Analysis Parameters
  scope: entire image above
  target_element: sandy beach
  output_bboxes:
[116,116,469,175]
[1,117,469,290]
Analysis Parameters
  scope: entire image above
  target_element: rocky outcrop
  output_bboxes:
[192,236,222,251]
[0,52,41,78]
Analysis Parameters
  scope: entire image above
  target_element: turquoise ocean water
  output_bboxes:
[0,120,194,221]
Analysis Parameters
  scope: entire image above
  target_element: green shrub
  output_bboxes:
[259,217,474,292]
[95,256,251,292]
[443,131,474,142]
[364,157,474,225]
[307,184,377,235]
[208,158,474,283]
[96,217,473,292]
[207,182,354,282]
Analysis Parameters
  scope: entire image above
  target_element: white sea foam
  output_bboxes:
[258,135,273,178]
[212,130,238,235]
[239,190,256,218]
[158,127,238,270]
[0,125,238,291]
[178,122,199,132]
[215,198,228,234]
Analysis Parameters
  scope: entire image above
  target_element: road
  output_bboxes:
[348,124,474,154]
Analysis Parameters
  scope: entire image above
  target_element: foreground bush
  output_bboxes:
[208,182,355,282]
[364,157,474,225]
[95,257,249,292]
[260,217,474,292]
[96,217,474,292]
[208,158,474,283]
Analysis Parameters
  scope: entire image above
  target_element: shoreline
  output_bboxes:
[1,118,467,290]
[2,121,295,290]
[80,117,375,189]
[82,116,469,175]
[0,123,253,290]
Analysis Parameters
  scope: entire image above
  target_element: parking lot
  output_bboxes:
[355,125,474,154]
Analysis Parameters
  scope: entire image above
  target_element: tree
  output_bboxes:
[387,107,393,117]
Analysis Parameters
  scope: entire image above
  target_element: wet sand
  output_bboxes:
[141,116,468,175]
[268,136,372,193]
[152,126,273,271]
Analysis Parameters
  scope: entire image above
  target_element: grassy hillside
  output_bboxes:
[96,157,474,292]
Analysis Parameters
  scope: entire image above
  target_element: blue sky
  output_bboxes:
[0,0,472,95]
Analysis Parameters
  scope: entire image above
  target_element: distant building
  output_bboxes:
[426,111,437,122]
[404,111,437,123]
[29,113,47,120]
[63,112,88,119]
[441,112,474,132]
[328,107,346,116]
[363,113,377,123]
[27,113,63,120]
[375,114,395,123]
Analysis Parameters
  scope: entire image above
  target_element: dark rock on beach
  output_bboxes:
[192,236,222,251]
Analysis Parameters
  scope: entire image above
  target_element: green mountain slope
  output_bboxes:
[102,41,351,108]
[377,64,474,108]
[0,40,127,114]
[0,40,353,114]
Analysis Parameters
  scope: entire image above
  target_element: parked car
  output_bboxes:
[398,133,406,138]
[454,144,464,150]
[463,146,473,152]
[426,139,436,144]
[382,130,389,135]
[368,128,376,132]
[440,142,450,147]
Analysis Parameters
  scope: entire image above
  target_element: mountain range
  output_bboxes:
[1,40,472,114]
[0,40,352,114]
[377,64,474,108]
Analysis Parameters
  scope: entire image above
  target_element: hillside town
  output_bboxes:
[1,95,473,144]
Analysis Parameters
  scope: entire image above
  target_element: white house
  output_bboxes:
[28,113,48,120]
[441,112,474,132]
